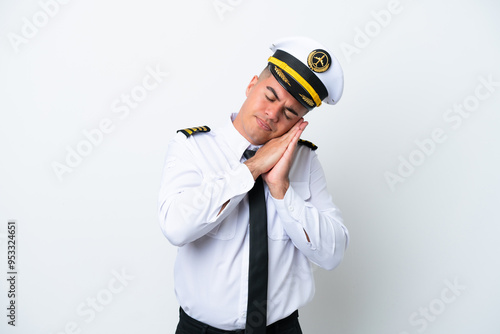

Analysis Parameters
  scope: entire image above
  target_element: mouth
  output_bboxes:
[256,117,272,131]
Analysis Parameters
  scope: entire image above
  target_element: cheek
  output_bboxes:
[274,124,292,137]
[248,95,269,111]
[255,100,268,113]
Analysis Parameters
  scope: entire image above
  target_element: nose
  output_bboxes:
[265,104,281,122]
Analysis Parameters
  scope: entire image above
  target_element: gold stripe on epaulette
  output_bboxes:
[177,126,211,137]
[298,139,318,150]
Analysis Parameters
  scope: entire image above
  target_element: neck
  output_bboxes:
[232,112,257,146]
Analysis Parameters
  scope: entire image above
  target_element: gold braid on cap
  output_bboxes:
[299,94,314,107]
[274,66,291,86]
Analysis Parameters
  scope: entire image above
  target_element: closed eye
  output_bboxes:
[265,86,299,120]
[283,110,291,120]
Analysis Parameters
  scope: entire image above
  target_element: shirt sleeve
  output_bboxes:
[271,151,349,270]
[158,134,255,246]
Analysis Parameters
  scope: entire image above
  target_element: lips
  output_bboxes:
[256,117,272,131]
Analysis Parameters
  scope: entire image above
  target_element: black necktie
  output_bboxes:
[243,149,268,334]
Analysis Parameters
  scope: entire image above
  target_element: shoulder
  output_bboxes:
[173,125,214,145]
[168,125,215,156]
[290,138,319,181]
[176,126,211,138]
[167,125,216,161]
[293,138,319,168]
[297,139,318,151]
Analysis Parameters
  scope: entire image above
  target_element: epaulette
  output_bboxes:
[177,126,211,137]
[298,139,318,151]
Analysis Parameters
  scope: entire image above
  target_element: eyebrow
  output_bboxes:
[266,86,299,116]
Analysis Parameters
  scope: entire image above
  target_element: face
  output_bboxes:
[233,72,308,145]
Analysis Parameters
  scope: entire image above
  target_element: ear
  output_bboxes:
[245,75,259,97]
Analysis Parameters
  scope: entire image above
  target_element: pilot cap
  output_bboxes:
[268,36,344,110]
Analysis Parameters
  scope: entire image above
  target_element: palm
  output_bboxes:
[262,142,294,184]
[262,121,306,197]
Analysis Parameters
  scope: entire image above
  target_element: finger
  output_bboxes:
[286,118,304,134]
[292,121,307,143]
[282,118,305,142]
[294,118,305,131]
[282,124,305,158]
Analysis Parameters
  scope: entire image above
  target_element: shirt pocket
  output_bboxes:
[267,218,290,241]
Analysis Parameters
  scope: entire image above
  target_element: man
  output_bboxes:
[158,36,349,333]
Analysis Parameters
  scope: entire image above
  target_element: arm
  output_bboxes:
[245,119,348,270]
[271,151,349,270]
[158,135,255,246]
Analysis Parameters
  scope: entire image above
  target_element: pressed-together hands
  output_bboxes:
[244,118,308,199]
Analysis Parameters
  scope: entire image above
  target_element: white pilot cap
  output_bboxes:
[268,36,344,109]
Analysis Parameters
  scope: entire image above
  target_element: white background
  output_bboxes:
[1,0,499,333]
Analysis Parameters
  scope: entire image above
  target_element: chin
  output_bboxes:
[248,134,267,146]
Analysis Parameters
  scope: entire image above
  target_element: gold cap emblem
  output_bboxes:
[307,49,331,73]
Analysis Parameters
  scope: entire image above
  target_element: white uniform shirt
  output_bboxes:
[158,113,349,330]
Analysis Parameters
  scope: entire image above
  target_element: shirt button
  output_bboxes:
[289,206,294,212]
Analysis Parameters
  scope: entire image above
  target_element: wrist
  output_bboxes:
[267,179,289,200]
[244,159,261,180]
